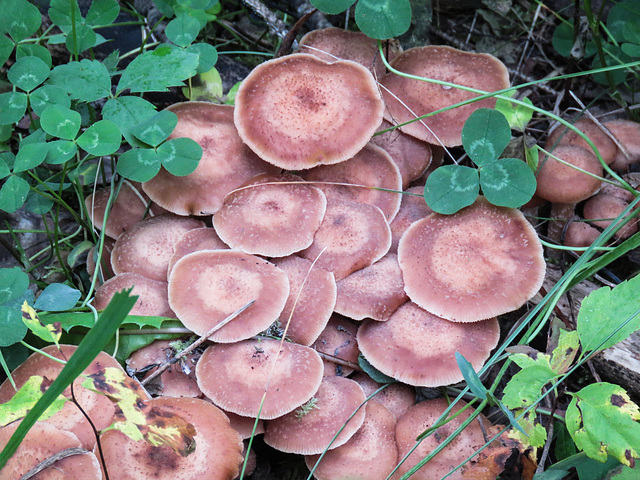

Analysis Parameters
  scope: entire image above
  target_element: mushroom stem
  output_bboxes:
[548,202,577,247]
[20,447,88,480]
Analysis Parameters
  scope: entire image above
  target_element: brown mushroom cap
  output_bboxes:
[604,119,640,172]
[563,221,601,251]
[234,54,384,170]
[98,396,243,480]
[167,226,229,274]
[195,338,323,420]
[335,253,408,321]
[87,237,115,283]
[168,250,289,343]
[93,272,175,318]
[142,102,278,215]
[111,214,205,282]
[389,186,433,254]
[299,199,392,281]
[583,193,638,239]
[398,197,545,322]
[0,422,102,479]
[224,411,265,439]
[272,255,336,346]
[304,401,398,479]
[264,376,367,455]
[213,173,327,257]
[351,373,415,421]
[312,314,359,377]
[357,302,500,387]
[302,143,403,222]
[546,117,618,166]
[381,46,510,146]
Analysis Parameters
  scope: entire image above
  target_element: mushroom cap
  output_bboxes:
[213,173,327,257]
[335,253,408,321]
[398,197,545,322]
[563,221,601,251]
[224,411,265,439]
[195,338,323,420]
[546,117,617,165]
[264,376,367,455]
[272,255,337,346]
[357,302,499,387]
[167,226,229,274]
[584,193,638,239]
[389,185,433,253]
[302,143,403,222]
[94,272,175,318]
[604,119,640,172]
[111,214,205,282]
[351,372,415,420]
[299,199,392,281]
[234,54,384,170]
[98,396,243,480]
[142,102,278,215]
[535,144,603,204]
[0,422,102,479]
[312,315,359,377]
[381,46,510,146]
[87,237,115,283]
[168,250,289,343]
[304,401,398,480]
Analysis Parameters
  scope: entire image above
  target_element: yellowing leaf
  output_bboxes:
[21,301,62,346]
[550,329,580,375]
[0,376,67,427]
[506,410,547,448]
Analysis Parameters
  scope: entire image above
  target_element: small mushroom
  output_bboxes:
[93,272,175,318]
[351,372,415,420]
[603,119,640,172]
[545,117,617,166]
[167,226,229,274]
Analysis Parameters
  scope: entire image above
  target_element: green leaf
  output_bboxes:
[13,142,48,173]
[3,0,42,42]
[21,302,62,345]
[554,421,578,461]
[48,0,82,33]
[45,140,78,165]
[462,108,511,166]
[621,42,640,57]
[40,105,81,140]
[86,0,120,26]
[550,329,580,375]
[158,137,202,176]
[492,395,528,437]
[102,96,158,146]
[29,85,70,117]
[166,14,201,47]
[533,452,621,480]
[177,0,212,8]
[0,175,29,213]
[65,23,97,55]
[495,95,534,132]
[131,110,177,147]
[424,164,479,214]
[503,363,556,410]
[48,59,112,103]
[0,156,10,179]
[566,383,640,467]
[0,91,28,125]
[77,119,122,156]
[117,46,199,94]
[117,148,162,182]
[354,0,412,40]
[0,267,29,305]
[24,191,54,214]
[182,66,223,101]
[551,22,573,58]
[358,354,395,383]
[577,275,640,353]
[8,56,49,93]
[0,34,13,67]
[309,0,356,14]
[479,158,536,208]
[0,306,27,346]
[0,376,67,427]
[607,0,640,44]
[186,42,218,73]
[455,352,487,399]
[34,284,82,312]
[0,288,137,470]
[16,44,52,69]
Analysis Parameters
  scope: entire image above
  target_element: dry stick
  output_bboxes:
[240,0,289,40]
[20,447,88,480]
[140,300,255,387]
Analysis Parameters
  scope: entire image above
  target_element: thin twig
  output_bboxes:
[240,0,289,40]
[20,447,88,480]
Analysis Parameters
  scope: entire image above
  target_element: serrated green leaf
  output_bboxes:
[103,96,158,146]
[21,301,62,345]
[495,95,534,132]
[566,383,640,467]
[16,44,53,68]
[0,91,28,125]
[158,137,202,176]
[86,0,120,26]
[166,14,201,47]
[0,267,29,305]
[41,311,177,332]
[479,157,536,208]
[550,329,580,375]
[0,376,67,427]
[493,395,528,437]
[45,140,78,165]
[13,142,48,173]
[131,110,177,147]
[424,164,479,214]
[577,275,640,353]
[186,42,218,74]
[309,0,356,14]
[358,354,395,383]
[65,23,97,55]
[0,175,29,213]
[34,284,82,312]
[0,306,27,347]
[510,408,547,448]
[8,56,50,92]
[48,59,112,103]
[455,351,487,399]
[40,105,81,140]
[77,119,122,155]
[462,108,511,166]
[354,0,412,40]
[3,0,41,42]
[117,47,199,94]
[0,34,13,67]
[29,85,70,117]
[48,0,82,33]
[502,362,556,410]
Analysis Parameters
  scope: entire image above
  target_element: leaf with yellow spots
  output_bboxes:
[0,376,67,427]
[566,383,640,467]
[21,301,61,346]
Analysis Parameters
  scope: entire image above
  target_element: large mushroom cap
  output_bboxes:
[381,46,510,147]
[234,54,384,170]
[168,250,289,343]
[195,338,323,419]
[545,117,617,165]
[398,197,545,322]
[93,272,175,318]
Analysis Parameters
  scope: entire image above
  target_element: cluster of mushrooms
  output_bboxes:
[15,26,640,479]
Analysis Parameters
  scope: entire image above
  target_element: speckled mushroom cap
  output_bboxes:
[351,372,415,420]
[213,173,327,257]
[195,338,323,420]
[264,376,367,455]
[167,226,229,274]
[584,193,638,239]
[224,411,265,439]
[604,119,640,172]
[94,272,175,318]
[357,302,499,387]
[98,397,243,480]
[272,255,336,346]
[304,401,398,480]
[302,143,403,222]
[389,185,433,254]
[142,102,278,215]
[168,250,289,343]
[381,46,510,147]
[0,422,103,479]
[111,214,205,282]
[335,253,408,321]
[546,117,617,165]
[312,315,359,377]
[234,54,384,170]
[299,199,392,281]
[398,197,545,322]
